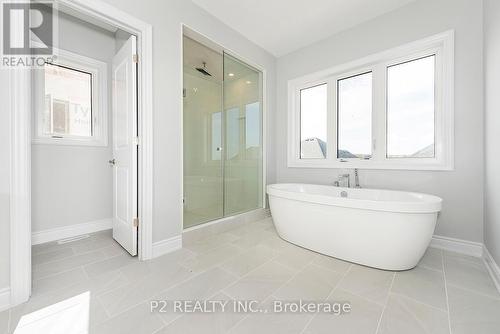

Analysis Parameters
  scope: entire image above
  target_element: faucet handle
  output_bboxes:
[333,181,340,187]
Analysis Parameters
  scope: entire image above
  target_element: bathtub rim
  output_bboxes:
[267,183,442,214]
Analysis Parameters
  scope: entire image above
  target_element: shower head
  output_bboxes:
[195,62,212,76]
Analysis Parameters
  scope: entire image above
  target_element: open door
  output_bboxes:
[111,35,138,256]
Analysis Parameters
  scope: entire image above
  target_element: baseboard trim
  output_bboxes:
[483,246,500,294]
[32,219,113,245]
[152,235,182,259]
[0,287,10,312]
[430,235,483,257]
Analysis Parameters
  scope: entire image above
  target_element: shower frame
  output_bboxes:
[181,25,268,230]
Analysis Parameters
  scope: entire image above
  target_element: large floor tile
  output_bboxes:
[377,293,449,334]
[92,301,164,334]
[418,247,443,271]
[71,236,118,255]
[311,254,352,274]
[8,290,108,332]
[229,312,311,334]
[32,267,87,296]
[391,266,447,310]
[221,245,277,277]
[448,285,500,334]
[84,254,135,278]
[273,264,342,301]
[337,265,394,305]
[223,261,295,301]
[304,289,383,334]
[119,248,195,282]
[231,229,276,250]
[273,244,316,271]
[181,244,242,273]
[32,247,75,265]
[444,255,499,297]
[184,232,240,254]
[32,250,107,280]
[98,264,193,316]
[156,292,246,334]
[158,267,238,301]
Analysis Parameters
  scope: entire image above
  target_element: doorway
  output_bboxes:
[8,0,154,307]
[182,31,265,229]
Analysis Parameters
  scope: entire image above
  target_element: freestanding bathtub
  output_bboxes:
[267,184,442,271]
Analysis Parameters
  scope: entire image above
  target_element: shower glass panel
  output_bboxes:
[223,53,263,216]
[183,37,224,228]
[183,36,263,229]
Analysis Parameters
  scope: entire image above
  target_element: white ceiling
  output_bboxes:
[191,0,417,57]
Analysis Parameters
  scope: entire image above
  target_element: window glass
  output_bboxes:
[44,63,92,137]
[387,55,435,158]
[300,84,327,159]
[337,72,373,159]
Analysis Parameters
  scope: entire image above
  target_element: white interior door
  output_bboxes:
[111,35,138,256]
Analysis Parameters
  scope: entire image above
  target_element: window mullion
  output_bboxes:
[372,63,387,162]
[327,77,337,163]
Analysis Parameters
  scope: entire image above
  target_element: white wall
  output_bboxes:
[99,0,277,242]
[484,0,500,264]
[31,12,116,233]
[275,0,484,242]
[0,72,11,290]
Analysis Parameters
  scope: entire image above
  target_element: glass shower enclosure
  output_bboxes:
[183,36,263,228]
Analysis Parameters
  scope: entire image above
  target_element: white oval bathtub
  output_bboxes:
[267,183,442,271]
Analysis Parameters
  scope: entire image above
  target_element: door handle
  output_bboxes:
[108,158,116,166]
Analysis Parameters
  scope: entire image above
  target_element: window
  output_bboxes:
[300,84,327,159]
[337,72,372,159]
[387,55,435,158]
[33,48,108,146]
[288,31,454,170]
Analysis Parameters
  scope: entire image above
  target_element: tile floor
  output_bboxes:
[1,218,499,334]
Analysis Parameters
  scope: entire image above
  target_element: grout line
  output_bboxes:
[374,272,396,334]
[445,282,500,301]
[441,249,453,334]
[299,264,354,334]
[388,291,450,314]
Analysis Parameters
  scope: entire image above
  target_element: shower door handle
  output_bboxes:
[216,147,223,151]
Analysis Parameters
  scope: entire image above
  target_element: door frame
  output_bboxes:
[9,0,154,306]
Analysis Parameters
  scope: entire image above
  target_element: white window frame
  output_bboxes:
[288,30,454,170]
[32,47,108,147]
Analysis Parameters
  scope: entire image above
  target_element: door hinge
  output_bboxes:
[133,54,138,63]
[133,217,139,227]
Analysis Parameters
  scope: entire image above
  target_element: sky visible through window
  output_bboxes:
[387,55,435,158]
[338,72,372,158]
[299,55,435,159]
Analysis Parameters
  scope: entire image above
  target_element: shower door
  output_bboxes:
[182,39,224,228]
[222,52,263,216]
[183,37,263,229]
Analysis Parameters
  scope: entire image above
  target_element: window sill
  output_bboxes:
[287,159,454,171]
